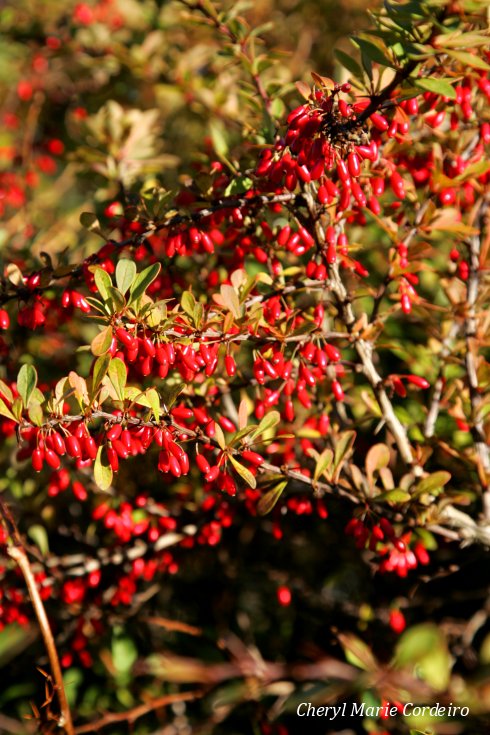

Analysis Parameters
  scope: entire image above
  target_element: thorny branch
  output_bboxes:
[0,497,75,735]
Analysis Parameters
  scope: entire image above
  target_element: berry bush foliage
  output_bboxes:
[1,0,490,733]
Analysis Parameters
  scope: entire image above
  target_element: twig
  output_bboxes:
[423,322,460,439]
[74,690,203,734]
[0,498,75,735]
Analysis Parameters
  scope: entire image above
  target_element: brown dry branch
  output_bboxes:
[0,497,75,735]
[74,690,203,734]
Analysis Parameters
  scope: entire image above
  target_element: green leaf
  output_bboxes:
[332,430,356,482]
[257,480,288,516]
[338,632,378,672]
[94,446,113,491]
[129,263,161,304]
[229,455,256,489]
[92,355,111,393]
[160,382,186,412]
[107,358,127,402]
[248,410,280,442]
[27,524,49,556]
[220,284,242,319]
[181,291,196,318]
[375,489,411,504]
[107,286,126,312]
[414,471,451,496]
[334,49,363,79]
[17,364,37,408]
[229,425,256,446]
[209,118,229,158]
[112,631,138,678]
[11,397,23,422]
[447,49,490,70]
[354,37,397,69]
[145,388,161,422]
[214,422,227,450]
[91,325,113,356]
[314,448,334,482]
[414,77,456,99]
[80,212,107,238]
[27,401,43,427]
[0,398,16,422]
[394,624,451,691]
[0,380,13,404]
[115,259,137,295]
[92,267,113,301]
[365,443,390,482]
[69,372,89,406]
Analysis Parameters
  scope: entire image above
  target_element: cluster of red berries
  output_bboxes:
[345,517,430,577]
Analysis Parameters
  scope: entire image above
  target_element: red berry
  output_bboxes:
[66,435,82,458]
[32,448,44,472]
[225,355,236,377]
[277,585,292,606]
[0,309,10,329]
[389,609,406,634]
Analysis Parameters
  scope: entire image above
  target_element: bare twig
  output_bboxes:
[0,497,74,735]
[423,322,460,439]
[74,690,203,734]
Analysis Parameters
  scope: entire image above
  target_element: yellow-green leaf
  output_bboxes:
[229,455,256,489]
[0,397,16,422]
[107,358,127,402]
[257,480,288,516]
[17,364,37,408]
[115,259,137,295]
[91,325,113,356]
[94,446,113,491]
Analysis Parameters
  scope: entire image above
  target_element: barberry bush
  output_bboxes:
[1,0,490,733]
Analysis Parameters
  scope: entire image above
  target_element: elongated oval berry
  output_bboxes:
[45,448,61,469]
[406,374,430,389]
[336,158,350,183]
[116,327,134,348]
[196,454,211,474]
[84,435,98,460]
[32,448,44,472]
[121,430,132,451]
[370,112,389,131]
[169,455,182,477]
[241,450,264,466]
[0,309,9,329]
[225,355,236,377]
[284,399,295,422]
[51,432,66,456]
[390,171,406,199]
[401,294,411,314]
[219,415,236,433]
[179,452,190,475]
[107,447,119,472]
[66,434,82,458]
[112,439,129,459]
[106,424,122,442]
[204,466,220,483]
[347,151,360,178]
[142,337,156,357]
[332,380,344,402]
